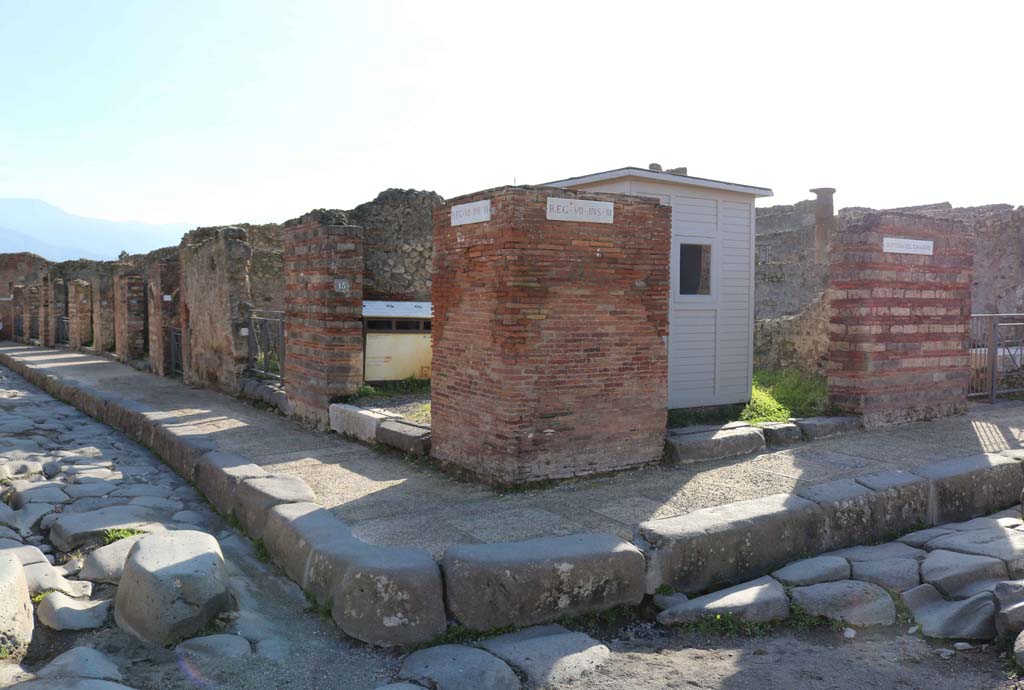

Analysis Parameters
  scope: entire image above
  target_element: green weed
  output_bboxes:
[102,527,145,544]
[676,612,774,638]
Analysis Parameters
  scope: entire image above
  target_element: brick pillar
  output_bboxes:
[147,260,181,376]
[11,285,25,340]
[1,282,12,340]
[431,187,671,486]
[114,274,148,362]
[41,276,55,347]
[67,280,93,349]
[27,286,41,341]
[50,278,66,346]
[827,212,973,428]
[284,210,364,427]
[91,275,116,352]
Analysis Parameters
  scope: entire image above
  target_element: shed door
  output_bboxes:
[666,195,753,409]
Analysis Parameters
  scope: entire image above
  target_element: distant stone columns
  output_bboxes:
[810,187,837,264]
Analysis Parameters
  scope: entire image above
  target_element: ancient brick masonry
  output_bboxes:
[67,279,93,349]
[42,278,66,347]
[283,210,364,427]
[147,260,181,376]
[113,274,147,363]
[431,186,671,485]
[91,275,116,352]
[827,212,973,428]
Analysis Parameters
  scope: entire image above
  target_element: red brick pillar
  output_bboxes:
[1,283,13,340]
[827,212,973,428]
[147,260,181,376]
[26,286,41,341]
[67,279,93,349]
[431,187,671,486]
[284,210,364,427]
[114,274,148,363]
[91,275,116,352]
[41,277,55,347]
[11,285,26,340]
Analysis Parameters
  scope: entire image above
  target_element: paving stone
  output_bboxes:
[79,535,146,584]
[3,503,55,536]
[924,528,1024,577]
[375,685,426,690]
[0,460,44,479]
[64,482,119,499]
[49,505,164,551]
[443,533,645,631]
[758,421,802,446]
[36,647,122,681]
[0,538,48,566]
[899,527,954,548]
[829,542,926,563]
[9,480,70,507]
[175,634,252,658]
[1015,630,1024,670]
[921,549,1009,598]
[994,580,1024,636]
[171,510,204,524]
[793,416,861,439]
[0,551,33,662]
[665,425,765,464]
[37,592,112,630]
[128,496,183,513]
[479,624,610,687]
[8,679,138,689]
[23,561,92,597]
[772,556,850,586]
[902,584,996,640]
[851,558,920,592]
[657,576,790,625]
[398,644,520,690]
[943,516,1024,532]
[790,580,896,627]
[109,485,171,499]
[115,531,232,646]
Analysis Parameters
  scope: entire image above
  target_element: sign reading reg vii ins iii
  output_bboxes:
[546,198,614,224]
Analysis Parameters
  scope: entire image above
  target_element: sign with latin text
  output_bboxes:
[883,237,933,256]
[451,199,491,226]
[546,198,614,224]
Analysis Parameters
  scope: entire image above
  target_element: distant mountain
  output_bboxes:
[0,198,192,262]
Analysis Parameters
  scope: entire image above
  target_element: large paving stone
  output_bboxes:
[665,424,765,464]
[398,644,520,690]
[899,527,954,548]
[0,551,33,662]
[921,549,1008,598]
[115,531,232,646]
[0,538,48,566]
[994,580,1024,636]
[913,453,1024,524]
[9,480,70,508]
[944,516,1024,532]
[924,527,1024,577]
[639,494,826,595]
[233,475,316,540]
[479,624,609,687]
[657,576,790,625]
[37,593,112,631]
[443,533,645,630]
[8,680,137,689]
[22,562,92,598]
[194,451,267,517]
[80,535,146,584]
[36,646,122,681]
[828,542,926,563]
[794,416,861,439]
[175,634,252,658]
[772,556,850,586]
[329,404,389,443]
[49,506,164,551]
[850,558,920,592]
[902,584,996,640]
[796,479,885,551]
[790,580,895,627]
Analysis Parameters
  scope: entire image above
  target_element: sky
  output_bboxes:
[1,0,1022,227]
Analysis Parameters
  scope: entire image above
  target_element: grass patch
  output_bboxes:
[31,589,56,605]
[336,378,431,404]
[677,612,775,638]
[406,401,431,425]
[102,527,146,544]
[253,539,271,564]
[667,404,745,428]
[407,623,517,653]
[668,370,828,428]
[787,601,846,633]
[303,591,332,620]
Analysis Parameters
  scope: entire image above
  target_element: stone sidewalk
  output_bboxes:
[3,342,1024,556]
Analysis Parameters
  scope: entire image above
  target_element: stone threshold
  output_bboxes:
[2,341,1021,650]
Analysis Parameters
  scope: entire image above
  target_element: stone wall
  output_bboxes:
[67,279,93,349]
[43,278,66,347]
[147,260,181,376]
[827,212,973,428]
[431,187,670,486]
[179,227,253,393]
[0,253,49,299]
[113,275,147,363]
[91,275,116,353]
[753,292,830,375]
[348,189,443,301]
[283,210,364,427]
[754,200,827,320]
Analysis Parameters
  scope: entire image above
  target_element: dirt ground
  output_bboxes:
[561,624,1020,690]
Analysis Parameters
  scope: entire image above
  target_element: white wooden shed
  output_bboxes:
[545,166,773,409]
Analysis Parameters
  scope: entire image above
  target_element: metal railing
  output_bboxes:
[13,314,23,339]
[56,316,69,345]
[969,314,1024,402]
[169,327,183,376]
[247,310,285,380]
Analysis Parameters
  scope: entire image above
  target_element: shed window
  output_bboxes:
[679,244,712,295]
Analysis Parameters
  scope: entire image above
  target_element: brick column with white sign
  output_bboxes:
[827,211,973,427]
[284,210,364,427]
[147,260,181,376]
[431,186,671,486]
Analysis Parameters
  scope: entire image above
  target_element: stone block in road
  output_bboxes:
[996,580,1024,636]
[790,580,896,627]
[37,592,112,630]
[793,416,862,440]
[924,527,1024,578]
[49,505,164,551]
[233,475,316,540]
[657,576,790,626]
[902,584,996,639]
[399,644,520,690]
[913,453,1024,525]
[772,556,850,587]
[850,558,920,592]
[0,551,33,662]
[665,424,765,464]
[479,624,610,687]
[115,531,232,646]
[921,549,1008,598]
[442,533,645,631]
[36,646,122,681]
[79,535,146,584]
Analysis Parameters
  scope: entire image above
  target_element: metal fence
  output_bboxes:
[969,314,1024,401]
[56,316,69,344]
[169,327,183,376]
[247,310,285,380]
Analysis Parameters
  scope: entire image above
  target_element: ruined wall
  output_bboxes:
[147,260,181,376]
[0,253,50,297]
[431,187,670,486]
[91,275,116,352]
[349,189,443,301]
[753,293,830,375]
[67,279,93,349]
[114,274,147,363]
[179,227,253,393]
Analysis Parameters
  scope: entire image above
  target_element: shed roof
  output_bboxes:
[544,166,773,198]
[363,300,432,319]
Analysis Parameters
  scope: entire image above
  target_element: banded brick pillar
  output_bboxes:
[67,280,93,349]
[284,210,364,427]
[147,260,181,376]
[827,212,973,428]
[26,286,41,341]
[431,186,671,486]
[114,274,148,363]
[91,275,116,352]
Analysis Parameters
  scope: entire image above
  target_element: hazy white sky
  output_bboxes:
[2,0,1021,226]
